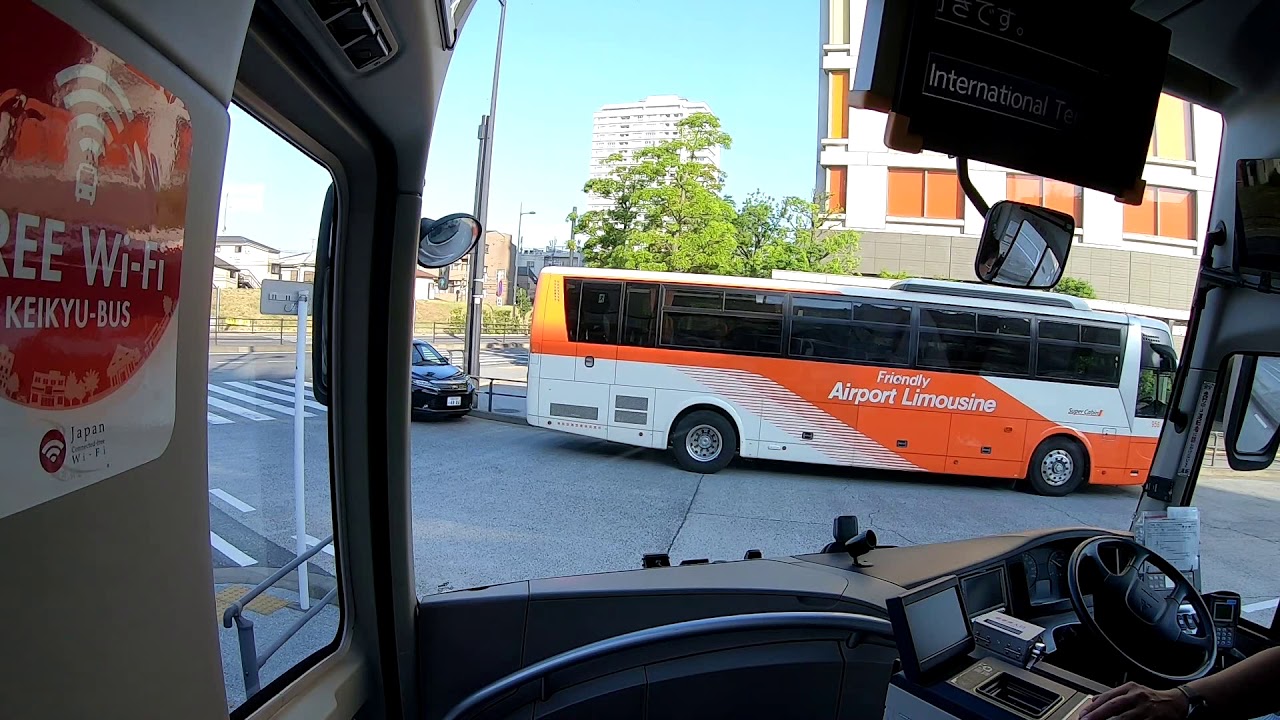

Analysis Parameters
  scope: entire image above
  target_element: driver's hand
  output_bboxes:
[1080,682,1188,720]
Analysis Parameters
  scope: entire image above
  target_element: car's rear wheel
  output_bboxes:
[1028,437,1087,496]
[670,410,737,473]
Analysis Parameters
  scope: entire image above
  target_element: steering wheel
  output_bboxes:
[441,612,894,720]
[1067,535,1216,683]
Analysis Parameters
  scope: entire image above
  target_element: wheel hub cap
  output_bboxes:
[1041,449,1074,486]
[686,424,722,462]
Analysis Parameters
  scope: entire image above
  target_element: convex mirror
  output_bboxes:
[418,213,482,268]
[975,201,1074,289]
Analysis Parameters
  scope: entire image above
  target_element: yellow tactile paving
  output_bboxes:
[214,585,292,620]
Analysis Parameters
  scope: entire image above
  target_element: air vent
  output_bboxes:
[614,410,647,425]
[550,403,599,421]
[615,395,649,411]
[309,0,395,71]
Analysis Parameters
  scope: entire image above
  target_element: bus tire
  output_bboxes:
[671,410,737,474]
[1028,437,1088,496]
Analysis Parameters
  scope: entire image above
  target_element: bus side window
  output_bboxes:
[579,282,621,345]
[622,284,658,347]
[564,279,582,342]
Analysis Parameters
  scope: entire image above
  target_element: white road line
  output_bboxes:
[208,412,232,425]
[207,384,314,417]
[209,488,255,513]
[210,531,256,566]
[257,380,317,398]
[226,381,328,411]
[294,533,335,556]
[207,396,274,421]
[1243,598,1279,613]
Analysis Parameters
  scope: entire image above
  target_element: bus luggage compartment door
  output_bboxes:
[946,416,1028,477]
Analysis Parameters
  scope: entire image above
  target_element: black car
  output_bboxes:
[411,340,475,418]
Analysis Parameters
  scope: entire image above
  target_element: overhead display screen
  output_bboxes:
[855,0,1170,199]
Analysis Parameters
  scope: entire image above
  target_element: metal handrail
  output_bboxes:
[474,376,528,413]
[223,534,335,698]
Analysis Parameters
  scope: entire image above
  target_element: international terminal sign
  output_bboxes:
[854,0,1170,200]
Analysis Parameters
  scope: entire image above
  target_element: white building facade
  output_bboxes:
[816,0,1222,313]
[588,95,720,211]
[213,236,281,288]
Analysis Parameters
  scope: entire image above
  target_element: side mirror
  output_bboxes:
[974,201,1074,289]
[1224,355,1280,471]
[418,213,482,268]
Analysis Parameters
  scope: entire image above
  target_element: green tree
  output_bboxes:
[730,191,862,277]
[576,113,739,274]
[768,191,861,275]
[1054,276,1097,299]
[731,192,786,277]
[514,287,533,317]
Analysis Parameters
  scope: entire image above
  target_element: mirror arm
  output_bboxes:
[956,157,990,217]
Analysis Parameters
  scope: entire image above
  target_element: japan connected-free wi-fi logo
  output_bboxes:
[39,429,67,474]
[56,63,141,205]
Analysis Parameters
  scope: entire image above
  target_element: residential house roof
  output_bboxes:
[278,250,317,268]
[215,235,281,254]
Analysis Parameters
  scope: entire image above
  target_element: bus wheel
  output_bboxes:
[671,410,737,473]
[1028,438,1087,496]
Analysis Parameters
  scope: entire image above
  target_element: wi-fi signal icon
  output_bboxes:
[56,63,135,161]
[39,429,67,474]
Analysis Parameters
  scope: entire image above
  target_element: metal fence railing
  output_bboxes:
[474,377,528,414]
[209,318,530,346]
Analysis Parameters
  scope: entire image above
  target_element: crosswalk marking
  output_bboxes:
[210,488,256,513]
[208,395,274,421]
[206,379,331,427]
[227,381,328,411]
[294,533,336,557]
[208,383,315,418]
[210,531,257,566]
[258,379,316,397]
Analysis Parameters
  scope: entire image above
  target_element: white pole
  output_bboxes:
[294,294,310,610]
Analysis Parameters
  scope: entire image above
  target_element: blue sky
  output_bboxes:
[221,0,821,253]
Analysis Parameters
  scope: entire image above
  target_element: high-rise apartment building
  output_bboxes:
[587,95,720,211]
[817,0,1222,317]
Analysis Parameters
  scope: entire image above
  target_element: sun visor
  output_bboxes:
[852,0,1170,203]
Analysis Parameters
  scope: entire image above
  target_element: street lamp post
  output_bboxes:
[567,206,577,266]
[515,203,535,303]
[465,0,508,379]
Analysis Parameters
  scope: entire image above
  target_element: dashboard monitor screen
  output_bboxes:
[961,568,1006,616]
[887,575,975,682]
[1214,598,1238,622]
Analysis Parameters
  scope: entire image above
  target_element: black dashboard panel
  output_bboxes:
[795,528,1113,590]
[417,527,1124,719]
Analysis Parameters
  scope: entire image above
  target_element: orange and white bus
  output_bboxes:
[526,268,1178,495]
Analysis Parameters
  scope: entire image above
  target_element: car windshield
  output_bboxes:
[413,342,449,366]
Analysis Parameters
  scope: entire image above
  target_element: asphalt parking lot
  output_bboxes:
[210,411,1280,705]
[406,417,1280,620]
